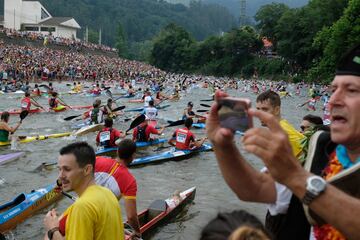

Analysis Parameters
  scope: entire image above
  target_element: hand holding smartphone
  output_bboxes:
[217,97,253,133]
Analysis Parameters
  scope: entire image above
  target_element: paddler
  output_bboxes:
[96,118,125,148]
[143,89,153,107]
[0,112,22,142]
[132,117,164,142]
[182,101,206,123]
[48,92,70,111]
[21,92,45,111]
[103,98,122,118]
[43,142,124,240]
[89,99,104,124]
[95,139,141,238]
[92,83,101,96]
[168,118,206,150]
[32,84,41,96]
[142,100,158,126]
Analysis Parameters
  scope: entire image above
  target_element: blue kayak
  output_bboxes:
[129,143,212,166]
[193,123,205,129]
[124,104,171,112]
[0,184,62,233]
[95,139,168,156]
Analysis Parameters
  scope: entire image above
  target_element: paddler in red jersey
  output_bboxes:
[168,118,206,150]
[96,117,125,149]
[132,116,165,142]
[43,142,124,240]
[32,84,41,96]
[92,83,101,95]
[21,92,45,111]
[95,139,141,239]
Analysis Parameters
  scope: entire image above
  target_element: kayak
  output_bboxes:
[193,123,205,129]
[125,187,196,239]
[0,152,25,165]
[95,139,168,156]
[0,132,71,147]
[73,124,104,136]
[129,143,212,167]
[124,104,171,113]
[0,105,92,115]
[0,184,62,233]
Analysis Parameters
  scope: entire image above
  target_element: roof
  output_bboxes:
[40,17,73,25]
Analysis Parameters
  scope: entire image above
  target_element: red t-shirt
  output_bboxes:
[21,97,31,110]
[96,127,122,147]
[95,156,137,199]
[172,127,195,150]
[132,124,159,142]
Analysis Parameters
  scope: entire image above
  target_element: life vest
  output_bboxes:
[136,125,147,142]
[175,128,193,150]
[49,97,57,108]
[21,97,31,111]
[91,108,100,124]
[99,127,113,148]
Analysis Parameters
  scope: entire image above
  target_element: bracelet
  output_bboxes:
[47,227,60,240]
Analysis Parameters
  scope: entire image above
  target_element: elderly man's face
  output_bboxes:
[329,75,360,147]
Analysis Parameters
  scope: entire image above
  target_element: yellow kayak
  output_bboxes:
[0,132,71,146]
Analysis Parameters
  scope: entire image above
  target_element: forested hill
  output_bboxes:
[0,0,236,47]
[205,0,308,19]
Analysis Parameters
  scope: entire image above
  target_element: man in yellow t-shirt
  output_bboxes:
[256,90,304,159]
[43,142,124,240]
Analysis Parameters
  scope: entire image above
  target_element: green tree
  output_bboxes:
[150,23,195,72]
[88,29,99,44]
[115,23,128,58]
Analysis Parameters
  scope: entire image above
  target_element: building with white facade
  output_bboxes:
[0,0,81,39]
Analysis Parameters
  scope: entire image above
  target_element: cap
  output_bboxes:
[336,44,360,77]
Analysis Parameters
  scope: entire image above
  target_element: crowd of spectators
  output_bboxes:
[1,28,116,53]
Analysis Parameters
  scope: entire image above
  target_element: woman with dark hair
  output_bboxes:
[0,112,22,142]
[200,210,271,240]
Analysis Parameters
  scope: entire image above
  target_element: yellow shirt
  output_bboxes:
[280,119,305,159]
[65,185,124,240]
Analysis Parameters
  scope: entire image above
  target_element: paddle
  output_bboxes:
[200,99,214,102]
[125,114,146,133]
[197,110,208,113]
[19,110,29,122]
[165,119,184,128]
[30,97,46,110]
[39,84,50,89]
[64,105,126,121]
[56,179,78,201]
[200,103,211,108]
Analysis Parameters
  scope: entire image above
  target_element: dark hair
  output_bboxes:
[256,90,281,107]
[149,100,154,106]
[25,91,30,97]
[51,92,58,97]
[303,114,323,125]
[200,210,271,240]
[1,112,10,122]
[185,118,193,128]
[188,101,193,107]
[117,139,137,163]
[59,142,95,170]
[104,117,113,127]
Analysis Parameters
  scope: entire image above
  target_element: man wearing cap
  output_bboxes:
[206,44,360,239]
[182,102,206,123]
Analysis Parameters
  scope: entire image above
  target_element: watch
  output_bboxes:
[47,227,59,240]
[302,175,327,205]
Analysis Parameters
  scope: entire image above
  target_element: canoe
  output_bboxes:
[0,132,71,147]
[129,143,212,167]
[95,139,167,156]
[124,104,171,113]
[73,124,104,136]
[0,152,25,165]
[0,105,92,115]
[125,187,196,239]
[0,184,62,233]
[193,123,205,129]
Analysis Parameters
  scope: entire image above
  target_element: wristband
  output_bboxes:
[47,227,60,240]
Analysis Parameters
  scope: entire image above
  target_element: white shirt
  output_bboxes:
[144,107,158,120]
[144,96,152,107]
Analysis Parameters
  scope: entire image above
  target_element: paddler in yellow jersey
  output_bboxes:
[0,112,22,142]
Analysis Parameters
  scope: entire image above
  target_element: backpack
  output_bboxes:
[49,98,56,108]
[91,108,100,124]
[136,126,147,142]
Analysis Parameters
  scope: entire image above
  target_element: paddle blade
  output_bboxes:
[105,89,113,99]
[64,115,81,121]
[126,114,146,132]
[112,106,125,112]
[39,84,50,89]
[197,110,208,113]
[200,99,214,102]
[200,103,211,108]
[166,119,184,128]
[20,110,29,120]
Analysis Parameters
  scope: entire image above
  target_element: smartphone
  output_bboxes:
[217,97,253,133]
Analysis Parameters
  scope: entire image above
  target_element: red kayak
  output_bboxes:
[0,105,92,115]
[125,187,196,239]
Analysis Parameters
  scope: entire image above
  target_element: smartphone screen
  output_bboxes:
[217,97,252,133]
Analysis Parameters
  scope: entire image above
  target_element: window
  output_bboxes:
[25,26,39,31]
[41,27,56,32]
[41,8,50,20]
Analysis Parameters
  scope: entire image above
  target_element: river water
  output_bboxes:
[0,83,324,239]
